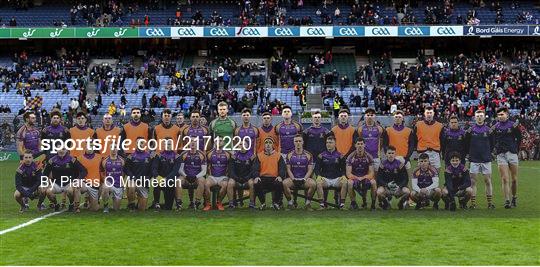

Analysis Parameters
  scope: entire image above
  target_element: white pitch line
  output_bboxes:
[0,210,64,235]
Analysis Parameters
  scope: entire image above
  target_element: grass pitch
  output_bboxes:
[1,160,539,265]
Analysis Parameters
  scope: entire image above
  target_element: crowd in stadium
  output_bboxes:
[0,0,539,27]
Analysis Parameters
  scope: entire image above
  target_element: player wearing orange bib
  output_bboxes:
[331,109,357,156]
[69,112,95,159]
[121,108,152,155]
[413,106,444,172]
[94,114,121,157]
[78,145,103,211]
[154,109,181,153]
[382,110,415,180]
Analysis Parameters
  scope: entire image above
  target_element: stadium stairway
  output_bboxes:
[306,85,323,111]
[87,58,120,99]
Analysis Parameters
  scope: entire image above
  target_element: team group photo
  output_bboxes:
[0,0,539,265]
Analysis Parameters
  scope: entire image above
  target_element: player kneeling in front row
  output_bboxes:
[411,153,442,210]
[43,147,87,212]
[346,138,377,210]
[442,152,473,211]
[14,150,46,212]
[228,140,256,209]
[252,136,287,210]
[315,135,347,209]
[203,138,231,211]
[283,134,316,210]
[376,146,410,210]
[100,148,125,212]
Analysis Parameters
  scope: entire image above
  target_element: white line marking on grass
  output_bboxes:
[519,166,540,170]
[0,210,64,235]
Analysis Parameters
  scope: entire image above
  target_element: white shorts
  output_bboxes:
[51,184,70,194]
[395,156,411,169]
[80,183,99,200]
[372,158,381,171]
[136,187,149,198]
[110,186,124,200]
[469,162,492,175]
[424,150,441,169]
[320,176,345,188]
[496,152,519,166]
[208,175,228,184]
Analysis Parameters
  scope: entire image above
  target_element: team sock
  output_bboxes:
[486,195,493,205]
[471,196,476,205]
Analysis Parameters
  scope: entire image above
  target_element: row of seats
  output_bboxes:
[0,2,538,26]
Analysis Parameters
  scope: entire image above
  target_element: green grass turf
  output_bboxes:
[1,160,539,265]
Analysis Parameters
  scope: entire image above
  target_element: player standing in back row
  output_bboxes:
[413,106,444,172]
[492,108,522,208]
[275,106,303,156]
[465,109,495,209]
[210,101,237,149]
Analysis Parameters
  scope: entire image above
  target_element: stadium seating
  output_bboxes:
[0,2,538,26]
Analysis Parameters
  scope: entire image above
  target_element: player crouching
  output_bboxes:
[14,150,46,212]
[346,138,377,210]
[411,153,442,210]
[442,152,473,211]
[283,134,316,210]
[252,136,287,210]
[203,138,231,211]
[228,140,256,209]
[376,146,410,210]
[315,135,347,209]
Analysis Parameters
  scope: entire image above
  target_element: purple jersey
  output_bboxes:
[42,124,69,141]
[360,125,381,159]
[287,150,313,179]
[104,157,124,187]
[208,150,229,177]
[17,125,40,154]
[276,121,301,154]
[182,151,206,177]
[236,125,258,153]
[413,166,438,188]
[346,151,374,177]
[184,125,209,150]
[381,158,402,172]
